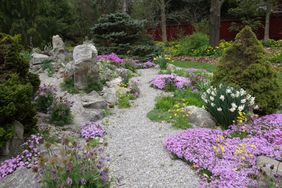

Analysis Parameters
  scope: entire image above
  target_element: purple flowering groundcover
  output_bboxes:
[150,74,191,90]
[165,114,282,188]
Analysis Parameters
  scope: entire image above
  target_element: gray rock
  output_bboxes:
[83,109,104,122]
[52,35,64,50]
[102,88,117,107]
[31,53,50,65]
[257,156,282,177]
[81,91,108,109]
[72,43,100,90]
[0,121,24,156]
[185,106,216,128]
[0,168,40,188]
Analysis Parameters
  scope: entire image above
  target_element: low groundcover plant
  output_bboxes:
[150,74,191,91]
[165,114,282,188]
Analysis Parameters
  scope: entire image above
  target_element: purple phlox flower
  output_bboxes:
[150,74,191,90]
[97,53,124,63]
[66,177,73,185]
[143,61,156,68]
[80,122,106,140]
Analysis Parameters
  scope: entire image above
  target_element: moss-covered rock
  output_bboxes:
[212,26,281,114]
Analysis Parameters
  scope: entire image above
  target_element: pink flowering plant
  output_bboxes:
[97,53,124,64]
[143,61,156,69]
[150,74,191,91]
[0,134,43,179]
[201,85,257,129]
[80,122,106,140]
[165,114,282,188]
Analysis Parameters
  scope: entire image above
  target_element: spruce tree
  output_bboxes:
[213,26,281,114]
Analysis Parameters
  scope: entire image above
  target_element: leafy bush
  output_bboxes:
[262,39,282,48]
[60,76,79,94]
[175,32,209,56]
[41,60,55,77]
[0,33,39,143]
[49,96,73,126]
[212,26,281,114]
[201,85,257,129]
[36,84,56,113]
[153,55,171,69]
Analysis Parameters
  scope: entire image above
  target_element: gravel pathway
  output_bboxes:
[105,68,199,188]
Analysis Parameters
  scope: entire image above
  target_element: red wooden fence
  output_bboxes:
[148,14,282,41]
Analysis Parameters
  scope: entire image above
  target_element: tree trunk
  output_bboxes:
[122,0,128,13]
[160,0,168,42]
[264,0,272,40]
[209,0,223,47]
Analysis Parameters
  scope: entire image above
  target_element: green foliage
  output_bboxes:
[212,26,281,114]
[60,76,79,94]
[0,0,78,47]
[171,61,216,73]
[41,60,55,77]
[262,39,282,48]
[0,33,39,146]
[117,94,132,108]
[175,32,209,56]
[84,80,106,94]
[92,13,159,59]
[92,13,144,54]
[49,97,73,126]
[0,126,15,149]
[148,89,203,129]
[154,55,171,70]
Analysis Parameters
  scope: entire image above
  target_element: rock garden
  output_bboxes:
[0,8,282,188]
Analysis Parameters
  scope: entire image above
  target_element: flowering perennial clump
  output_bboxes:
[80,122,106,140]
[0,134,43,179]
[165,114,282,188]
[97,53,124,63]
[202,85,257,129]
[143,61,156,68]
[35,84,57,113]
[150,74,191,90]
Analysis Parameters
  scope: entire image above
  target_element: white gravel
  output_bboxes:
[105,68,199,188]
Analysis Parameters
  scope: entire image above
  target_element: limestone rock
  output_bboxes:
[72,43,99,90]
[52,35,64,50]
[83,109,104,122]
[31,53,50,65]
[0,121,24,156]
[185,106,216,128]
[257,156,282,177]
[0,168,40,188]
[81,91,108,109]
[167,64,177,72]
[102,88,117,107]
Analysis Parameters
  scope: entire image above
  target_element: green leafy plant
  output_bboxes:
[36,84,56,113]
[49,96,73,126]
[40,138,110,188]
[212,26,281,114]
[60,76,79,94]
[153,55,171,69]
[201,85,257,129]
[41,60,55,77]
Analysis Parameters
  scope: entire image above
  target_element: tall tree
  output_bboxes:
[156,0,172,42]
[209,0,225,47]
[263,0,278,40]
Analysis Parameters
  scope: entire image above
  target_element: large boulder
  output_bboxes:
[102,88,117,107]
[0,168,40,188]
[51,35,65,65]
[81,91,108,109]
[0,121,24,156]
[72,43,100,90]
[31,53,50,65]
[185,106,216,129]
